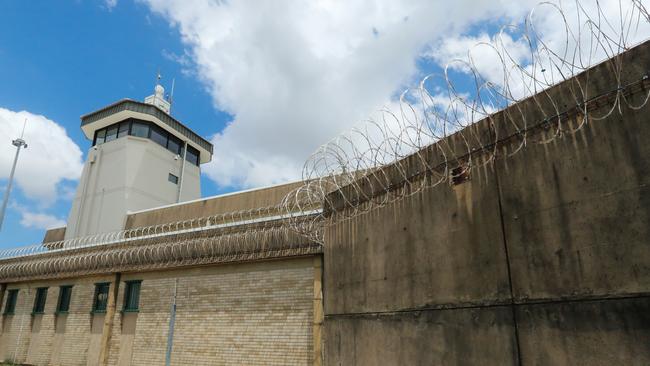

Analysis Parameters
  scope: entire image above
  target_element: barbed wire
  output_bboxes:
[0,208,322,281]
[0,0,649,280]
[280,0,650,240]
[0,205,321,260]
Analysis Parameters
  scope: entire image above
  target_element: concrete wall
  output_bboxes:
[323,42,650,365]
[0,256,320,366]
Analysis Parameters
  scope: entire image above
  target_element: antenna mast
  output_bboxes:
[169,77,175,113]
[0,119,28,232]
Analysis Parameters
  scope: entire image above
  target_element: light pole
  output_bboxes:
[0,122,28,232]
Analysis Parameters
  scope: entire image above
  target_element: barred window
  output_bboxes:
[93,283,110,313]
[3,289,18,315]
[123,281,141,312]
[56,286,72,313]
[33,287,48,314]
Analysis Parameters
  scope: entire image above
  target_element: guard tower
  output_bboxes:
[64,83,213,240]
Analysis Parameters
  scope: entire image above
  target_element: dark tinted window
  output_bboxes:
[131,122,149,138]
[118,121,130,138]
[56,286,72,313]
[4,289,18,314]
[168,173,179,184]
[105,125,118,142]
[93,283,110,313]
[95,129,106,145]
[33,287,48,314]
[186,146,199,166]
[123,281,141,312]
[150,126,167,148]
[91,120,202,166]
[167,135,182,155]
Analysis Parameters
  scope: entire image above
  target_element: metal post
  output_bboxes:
[0,135,27,232]
[165,278,178,366]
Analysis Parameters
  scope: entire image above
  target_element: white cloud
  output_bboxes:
[104,0,118,11]
[0,108,84,204]
[142,0,541,188]
[143,0,648,189]
[19,210,65,230]
[425,0,650,101]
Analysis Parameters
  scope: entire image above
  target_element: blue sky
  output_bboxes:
[0,0,644,249]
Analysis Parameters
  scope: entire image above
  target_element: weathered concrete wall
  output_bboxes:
[324,41,650,365]
[0,256,320,366]
[326,307,518,365]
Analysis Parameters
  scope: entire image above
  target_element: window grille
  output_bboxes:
[56,286,72,313]
[92,283,110,313]
[33,287,48,314]
[123,281,141,312]
[3,289,18,315]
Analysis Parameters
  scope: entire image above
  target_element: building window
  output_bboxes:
[105,125,118,142]
[168,173,179,184]
[131,121,150,138]
[92,283,110,313]
[56,286,72,313]
[95,129,106,145]
[33,287,48,314]
[91,119,200,166]
[118,121,130,138]
[3,289,18,315]
[167,135,182,155]
[185,145,200,166]
[150,125,168,148]
[123,281,141,312]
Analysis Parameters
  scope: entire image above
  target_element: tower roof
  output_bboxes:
[80,99,213,163]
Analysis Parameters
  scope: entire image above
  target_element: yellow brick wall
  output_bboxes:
[0,256,317,366]
[0,274,115,366]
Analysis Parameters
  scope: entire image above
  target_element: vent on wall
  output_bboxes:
[451,164,470,185]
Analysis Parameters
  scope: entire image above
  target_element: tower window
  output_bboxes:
[150,125,168,148]
[105,125,119,142]
[33,287,48,314]
[3,289,18,315]
[56,285,72,313]
[92,283,110,313]
[118,121,130,138]
[95,129,106,145]
[91,119,200,165]
[167,135,182,155]
[131,121,150,138]
[123,281,141,312]
[185,146,200,166]
[168,173,179,184]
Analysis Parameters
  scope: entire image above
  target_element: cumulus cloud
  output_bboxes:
[19,210,65,230]
[0,108,84,204]
[143,0,648,189]
[425,0,650,101]
[142,0,541,188]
